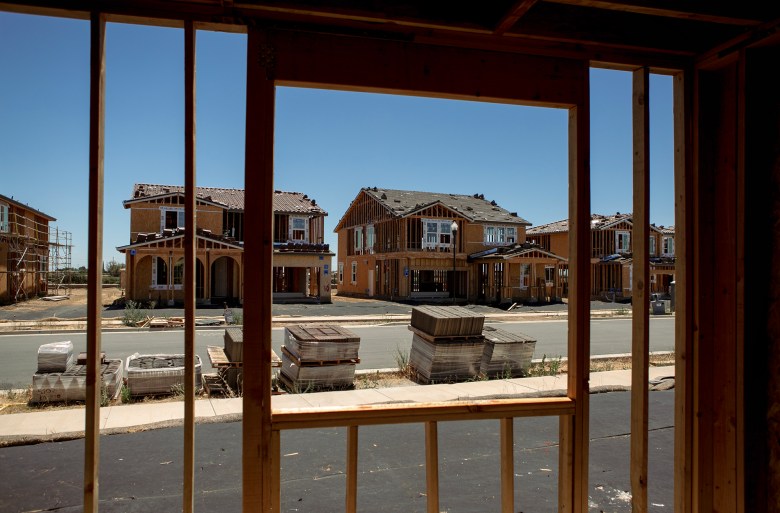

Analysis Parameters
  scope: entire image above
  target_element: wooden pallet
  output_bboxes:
[277,370,355,392]
[281,346,360,367]
[207,345,282,368]
[285,324,360,342]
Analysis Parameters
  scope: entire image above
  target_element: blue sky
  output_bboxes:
[0,12,674,268]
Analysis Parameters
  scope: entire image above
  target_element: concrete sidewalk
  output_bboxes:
[0,366,674,443]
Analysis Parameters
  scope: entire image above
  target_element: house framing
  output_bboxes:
[2,2,778,513]
[0,193,55,303]
[528,213,676,299]
[118,184,333,305]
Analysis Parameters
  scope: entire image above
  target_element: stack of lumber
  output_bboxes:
[280,324,360,391]
[32,359,123,403]
[37,341,74,373]
[408,306,486,384]
[479,326,537,378]
[204,328,282,394]
[126,353,202,396]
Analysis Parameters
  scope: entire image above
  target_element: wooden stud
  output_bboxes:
[425,421,439,513]
[183,19,196,513]
[559,61,590,513]
[271,430,281,513]
[500,418,514,513]
[346,426,359,513]
[243,27,276,513]
[673,68,694,513]
[631,65,650,513]
[84,11,105,513]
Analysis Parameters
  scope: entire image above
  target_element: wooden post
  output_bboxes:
[631,66,650,513]
[425,421,439,513]
[271,429,281,513]
[346,426,359,513]
[84,12,105,513]
[500,418,514,513]
[243,27,276,513]
[559,62,590,513]
[673,68,694,513]
[183,20,196,513]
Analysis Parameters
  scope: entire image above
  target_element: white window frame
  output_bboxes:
[366,224,376,253]
[160,207,185,231]
[0,203,8,233]
[662,236,675,256]
[649,236,656,256]
[484,225,516,245]
[172,257,184,290]
[151,256,169,290]
[422,219,454,250]
[351,261,357,284]
[289,216,309,242]
[338,262,344,284]
[616,230,631,253]
[354,227,364,254]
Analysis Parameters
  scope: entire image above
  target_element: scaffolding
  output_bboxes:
[49,227,73,296]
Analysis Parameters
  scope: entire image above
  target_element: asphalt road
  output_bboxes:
[0,318,674,388]
[0,390,675,513]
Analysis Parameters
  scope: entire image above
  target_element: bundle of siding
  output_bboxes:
[408,306,486,384]
[126,353,202,396]
[280,325,360,390]
[479,326,536,378]
[31,359,124,403]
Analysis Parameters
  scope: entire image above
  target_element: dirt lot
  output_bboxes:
[0,287,124,315]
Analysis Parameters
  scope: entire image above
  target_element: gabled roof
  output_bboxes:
[335,187,529,231]
[125,184,327,215]
[0,193,56,221]
[468,242,567,262]
[527,213,669,235]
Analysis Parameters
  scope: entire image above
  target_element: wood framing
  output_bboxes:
[3,3,779,513]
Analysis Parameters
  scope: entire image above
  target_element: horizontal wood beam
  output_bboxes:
[542,0,763,26]
[271,29,585,107]
[272,397,575,430]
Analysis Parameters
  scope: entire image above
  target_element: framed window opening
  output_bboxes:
[0,203,8,232]
[616,230,631,253]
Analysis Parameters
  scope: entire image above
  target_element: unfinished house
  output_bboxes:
[334,187,535,302]
[527,213,675,299]
[5,2,779,513]
[0,193,54,304]
[118,184,332,305]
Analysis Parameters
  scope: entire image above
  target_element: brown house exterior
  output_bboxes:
[0,193,54,304]
[335,187,567,303]
[117,184,333,305]
[527,213,675,299]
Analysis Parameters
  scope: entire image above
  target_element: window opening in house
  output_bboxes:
[545,265,555,284]
[354,227,363,254]
[162,207,184,231]
[366,224,376,252]
[422,219,454,250]
[520,263,530,289]
[616,230,630,253]
[0,203,8,232]
[649,236,656,256]
[151,256,168,288]
[351,261,357,283]
[338,262,344,284]
[662,236,674,256]
[484,225,516,245]
[173,258,184,287]
[290,216,308,242]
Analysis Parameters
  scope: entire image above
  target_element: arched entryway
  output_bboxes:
[211,256,239,305]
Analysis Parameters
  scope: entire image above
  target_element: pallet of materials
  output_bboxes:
[126,353,202,396]
[223,327,245,362]
[479,326,537,378]
[37,341,74,373]
[280,324,360,391]
[31,359,124,403]
[410,305,485,338]
[408,333,485,384]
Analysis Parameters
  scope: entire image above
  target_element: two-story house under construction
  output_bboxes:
[527,213,675,300]
[117,184,333,305]
[0,193,56,304]
[335,187,568,304]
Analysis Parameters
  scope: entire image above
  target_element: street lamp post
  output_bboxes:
[451,221,458,304]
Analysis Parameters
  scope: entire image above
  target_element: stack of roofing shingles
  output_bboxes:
[280,324,361,391]
[408,306,537,383]
[408,306,486,384]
